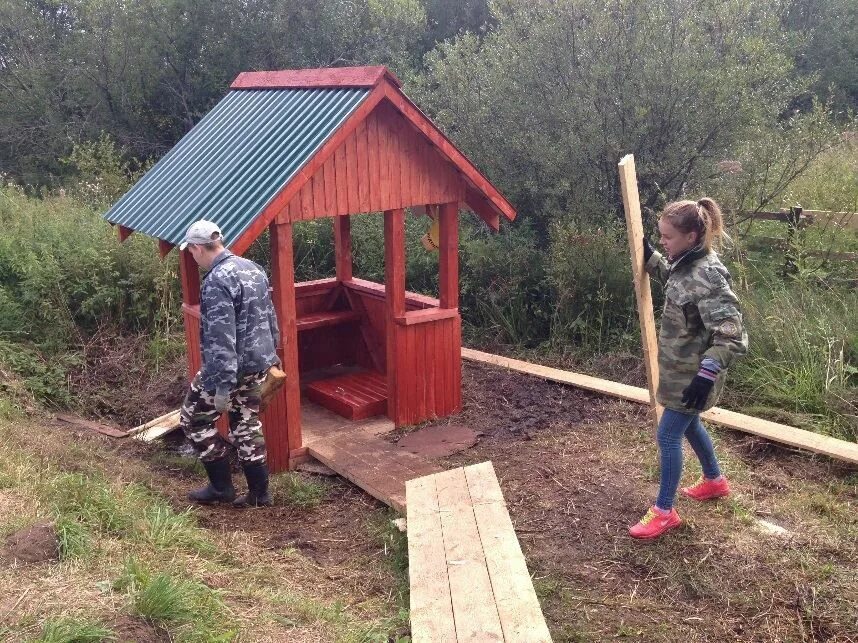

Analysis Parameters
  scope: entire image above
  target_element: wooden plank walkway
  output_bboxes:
[301,400,442,512]
[462,348,858,465]
[407,462,552,643]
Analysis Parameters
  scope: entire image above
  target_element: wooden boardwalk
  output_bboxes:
[407,462,552,643]
[301,400,442,512]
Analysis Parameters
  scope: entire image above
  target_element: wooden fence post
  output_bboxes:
[618,154,663,430]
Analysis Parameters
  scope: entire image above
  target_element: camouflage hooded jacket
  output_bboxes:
[199,250,280,395]
[645,246,748,412]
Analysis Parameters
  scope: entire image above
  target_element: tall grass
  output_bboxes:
[729,283,857,439]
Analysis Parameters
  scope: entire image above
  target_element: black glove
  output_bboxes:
[643,237,655,262]
[681,376,714,410]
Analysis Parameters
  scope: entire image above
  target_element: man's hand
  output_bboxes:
[213,389,231,412]
[681,376,714,410]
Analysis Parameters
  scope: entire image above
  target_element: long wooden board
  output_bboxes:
[465,462,552,642]
[433,467,505,641]
[462,348,858,465]
[406,475,458,643]
[618,154,662,428]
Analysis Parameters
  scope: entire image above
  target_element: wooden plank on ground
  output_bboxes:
[406,474,457,643]
[618,154,662,428]
[128,409,180,435]
[55,414,128,438]
[464,463,552,642]
[434,467,505,642]
[462,348,648,403]
[461,348,858,465]
[308,439,408,512]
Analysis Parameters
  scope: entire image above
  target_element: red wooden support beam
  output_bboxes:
[384,208,406,423]
[178,250,201,381]
[158,239,174,258]
[118,225,133,242]
[439,201,459,309]
[178,250,201,306]
[334,215,353,281]
[270,221,302,470]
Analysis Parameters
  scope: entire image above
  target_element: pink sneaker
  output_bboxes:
[681,476,730,501]
[629,506,682,540]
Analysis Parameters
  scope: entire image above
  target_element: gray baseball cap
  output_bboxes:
[179,220,223,250]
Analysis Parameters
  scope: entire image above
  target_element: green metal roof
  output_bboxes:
[104,87,370,247]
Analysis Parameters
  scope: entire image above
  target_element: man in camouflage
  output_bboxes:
[178,220,280,508]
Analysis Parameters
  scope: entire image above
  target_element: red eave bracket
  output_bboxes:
[158,239,174,259]
[465,189,500,231]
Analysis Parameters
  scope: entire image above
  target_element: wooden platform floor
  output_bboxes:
[301,400,442,512]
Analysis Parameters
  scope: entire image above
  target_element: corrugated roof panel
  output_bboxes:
[104,87,370,246]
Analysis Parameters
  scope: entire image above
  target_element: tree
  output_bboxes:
[415,0,817,235]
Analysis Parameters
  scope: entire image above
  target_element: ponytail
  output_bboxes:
[660,197,728,252]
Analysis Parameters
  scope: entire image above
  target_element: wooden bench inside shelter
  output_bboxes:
[406,461,552,642]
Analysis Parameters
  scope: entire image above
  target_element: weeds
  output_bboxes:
[269,472,328,509]
[139,504,214,555]
[31,618,115,643]
[54,516,92,561]
[368,511,410,606]
[43,473,132,536]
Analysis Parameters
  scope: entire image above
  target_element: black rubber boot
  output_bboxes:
[188,458,235,504]
[233,462,272,508]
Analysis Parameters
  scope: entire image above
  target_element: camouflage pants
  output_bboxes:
[179,371,267,464]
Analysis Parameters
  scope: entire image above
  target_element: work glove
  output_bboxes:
[681,376,714,411]
[643,237,655,262]
[213,389,231,412]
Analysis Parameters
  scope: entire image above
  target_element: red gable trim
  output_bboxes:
[231,66,402,90]
[379,82,516,224]
[229,75,515,254]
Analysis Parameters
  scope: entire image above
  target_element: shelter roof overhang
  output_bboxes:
[104,66,515,256]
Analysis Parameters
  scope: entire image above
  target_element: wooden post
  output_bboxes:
[618,154,663,428]
[438,202,459,309]
[270,221,302,471]
[178,250,201,381]
[333,215,353,281]
[384,208,406,423]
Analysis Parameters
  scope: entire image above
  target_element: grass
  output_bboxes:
[30,617,115,642]
[269,471,328,508]
[54,517,93,561]
[148,451,205,476]
[367,510,410,607]
[0,413,409,642]
[727,282,857,440]
[138,504,215,555]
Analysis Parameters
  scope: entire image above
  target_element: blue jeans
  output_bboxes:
[656,408,722,510]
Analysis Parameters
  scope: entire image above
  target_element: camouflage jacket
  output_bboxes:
[645,246,748,412]
[199,250,280,395]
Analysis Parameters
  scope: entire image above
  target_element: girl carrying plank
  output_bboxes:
[630,198,748,539]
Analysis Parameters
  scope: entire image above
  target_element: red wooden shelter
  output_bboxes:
[107,66,515,473]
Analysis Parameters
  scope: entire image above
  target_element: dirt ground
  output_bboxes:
[22,358,858,641]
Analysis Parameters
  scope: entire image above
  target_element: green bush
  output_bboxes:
[546,221,638,353]
[459,221,550,346]
[0,182,180,350]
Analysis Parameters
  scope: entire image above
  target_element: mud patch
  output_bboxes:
[105,616,167,643]
[2,522,59,564]
[396,424,480,458]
